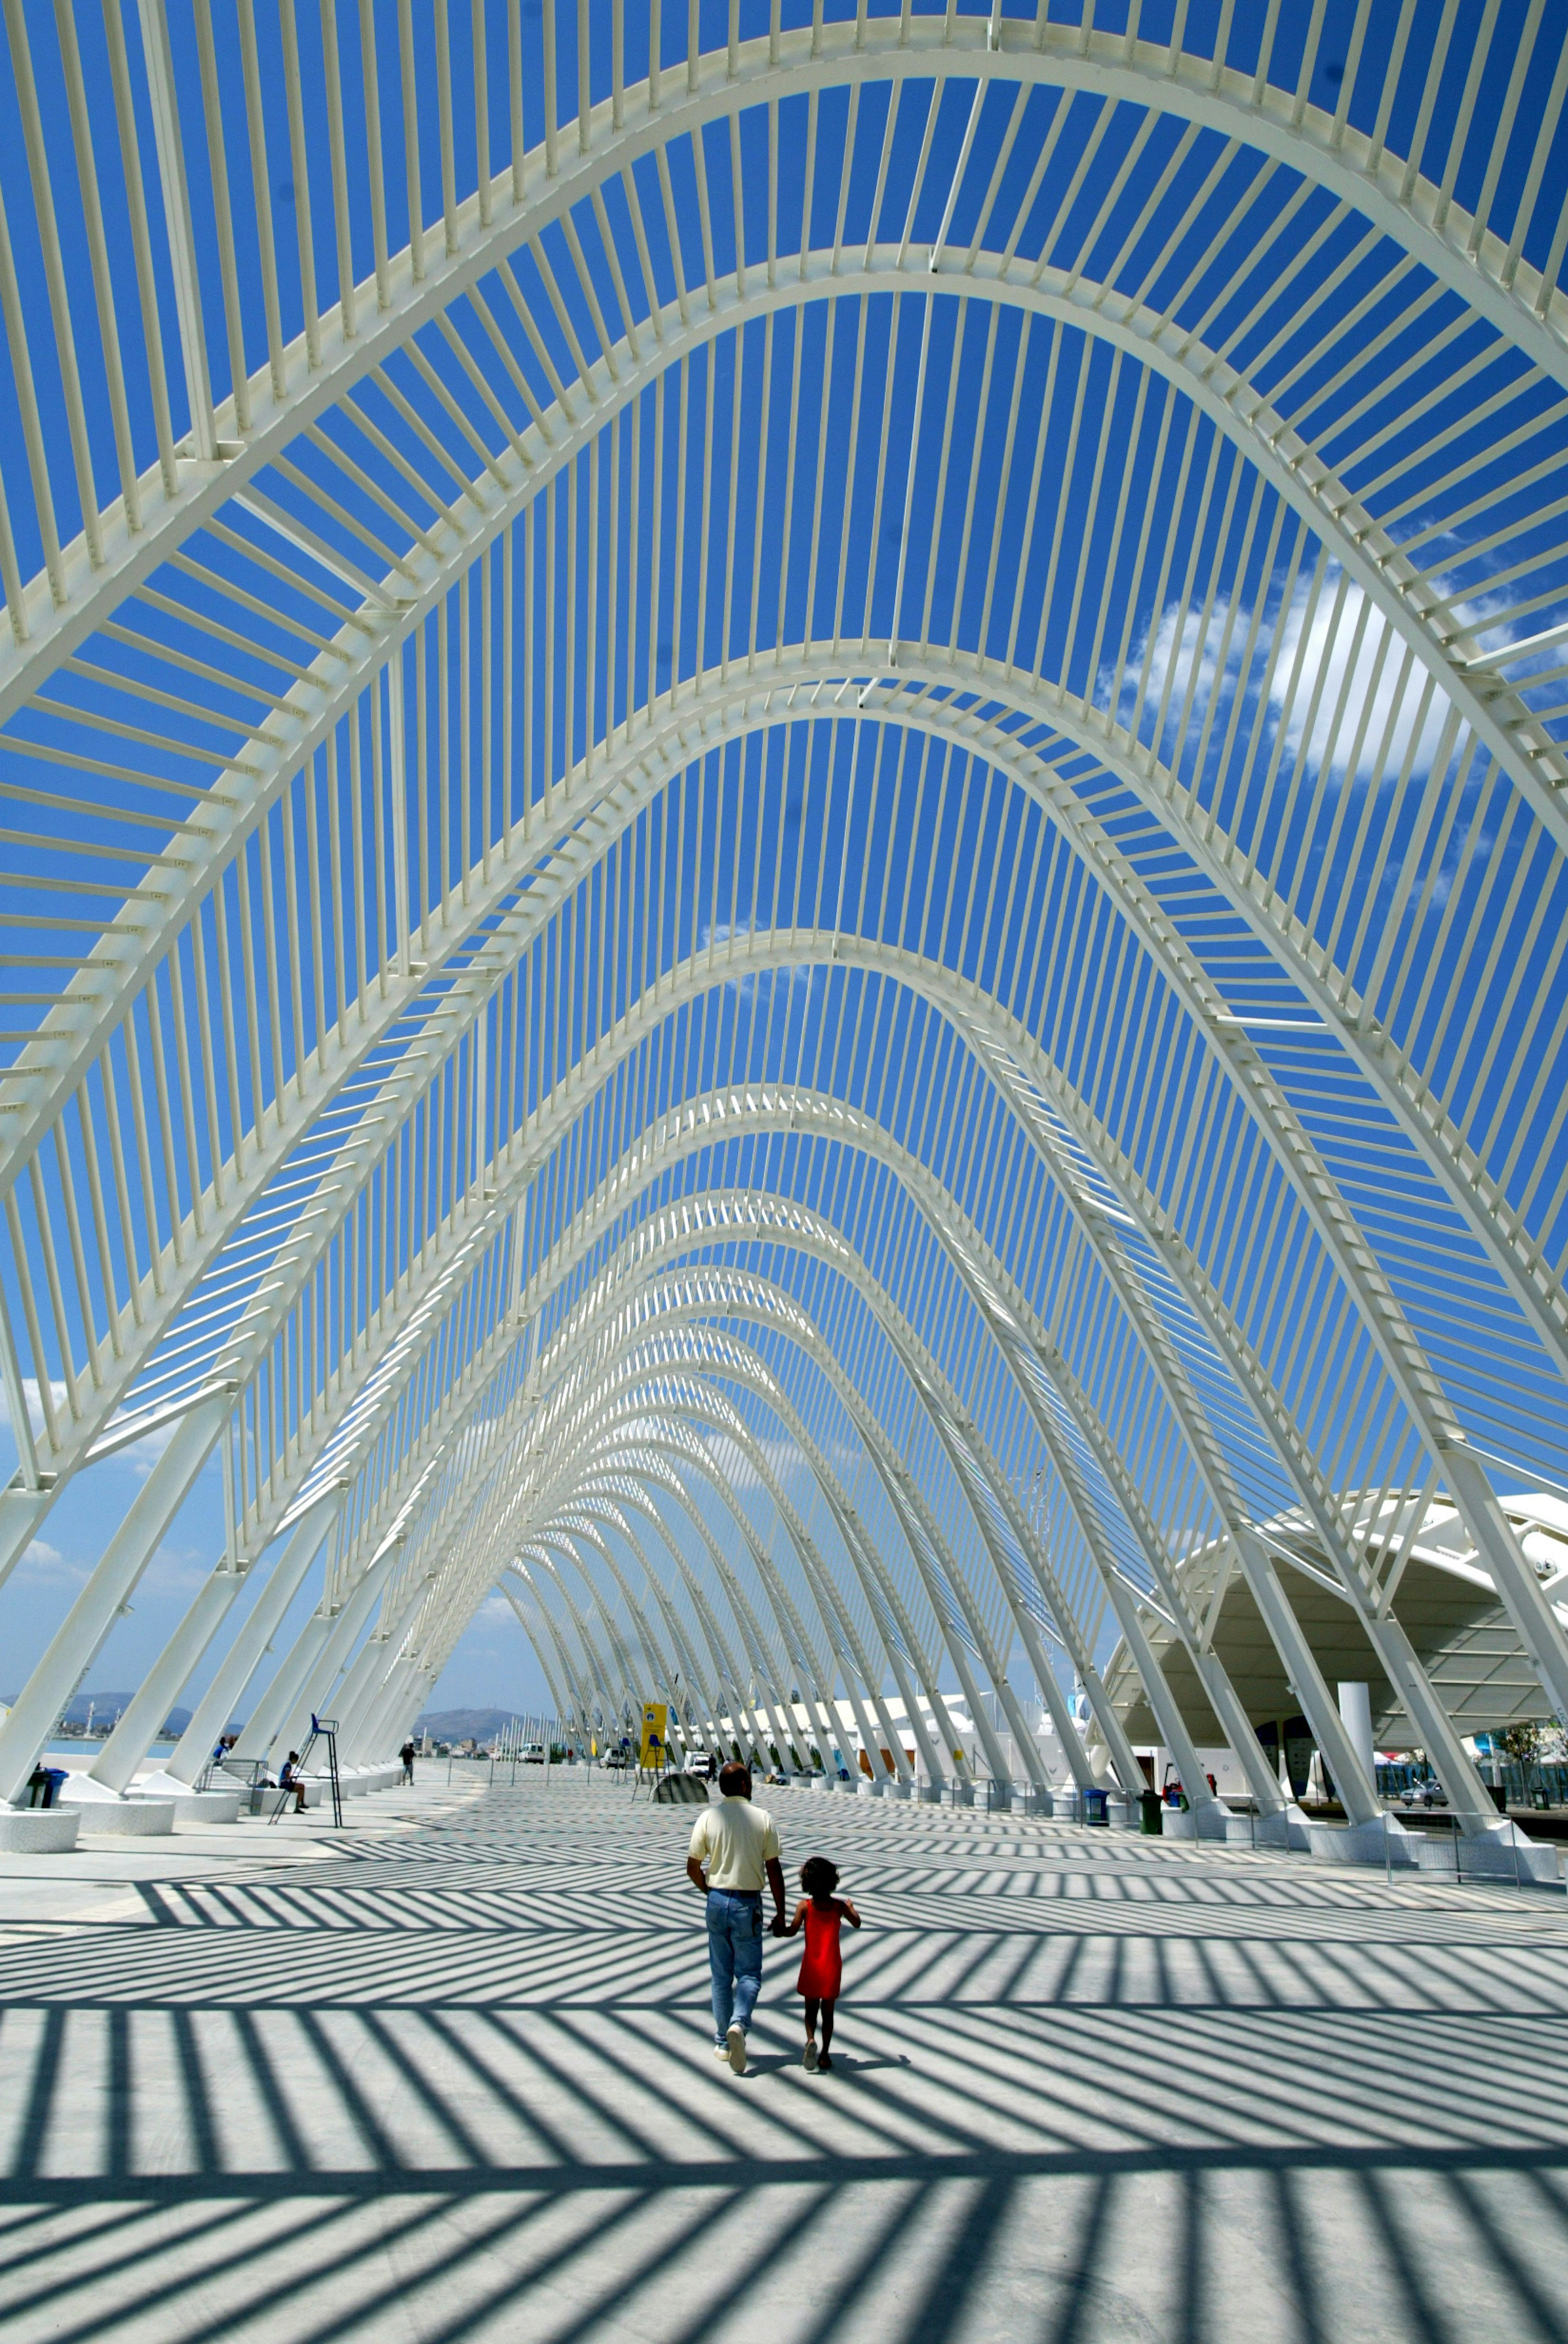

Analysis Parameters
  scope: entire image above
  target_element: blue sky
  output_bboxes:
[2,4,1567,1740]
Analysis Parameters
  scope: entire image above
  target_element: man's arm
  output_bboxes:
[686,1856,709,1895]
[765,1855,786,1930]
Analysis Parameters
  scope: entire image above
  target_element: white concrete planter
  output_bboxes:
[1160,1805,1197,1841]
[131,1788,241,1825]
[65,1792,175,1835]
[0,1805,80,1852]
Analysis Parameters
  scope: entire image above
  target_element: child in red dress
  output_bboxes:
[784,1854,861,2071]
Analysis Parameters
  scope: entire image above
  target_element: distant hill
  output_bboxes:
[0,1692,196,1738]
[413,1707,535,1743]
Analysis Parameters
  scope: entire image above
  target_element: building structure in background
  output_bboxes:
[0,3,1566,1857]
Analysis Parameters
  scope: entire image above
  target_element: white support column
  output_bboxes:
[333,1583,431,1758]
[230,1607,339,1766]
[274,1568,410,1764]
[165,1498,341,1783]
[0,1396,227,1806]
[89,1563,244,1795]
[1231,1528,1385,1829]
[1096,1569,1258,1818]
[1338,1681,1376,1790]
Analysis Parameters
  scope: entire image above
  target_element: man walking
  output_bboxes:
[686,1761,786,2072]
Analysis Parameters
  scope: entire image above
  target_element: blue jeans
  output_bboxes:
[706,1890,764,2041]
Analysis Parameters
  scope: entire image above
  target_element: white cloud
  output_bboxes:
[1269,579,1451,780]
[140,1541,211,1596]
[13,1538,88,1587]
[1112,568,1455,787]
[0,1379,69,1442]
[0,1380,182,1481]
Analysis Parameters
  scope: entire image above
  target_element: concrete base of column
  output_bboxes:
[130,1785,242,1824]
[1160,1804,1197,1840]
[1417,1820,1560,1885]
[1305,1815,1420,1867]
[984,1781,1011,1812]
[918,1779,943,1802]
[1023,1787,1054,1815]
[1254,1804,1314,1851]
[1194,1802,1259,1845]
[0,1806,80,1851]
[885,1780,911,1800]
[948,1779,975,1807]
[131,1770,242,1822]
[60,1785,175,1835]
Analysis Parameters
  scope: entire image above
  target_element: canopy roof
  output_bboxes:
[0,2,1565,1823]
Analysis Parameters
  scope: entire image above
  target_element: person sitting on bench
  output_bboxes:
[277,1752,307,1812]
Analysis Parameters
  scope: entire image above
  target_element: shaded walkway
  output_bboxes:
[1,1773,1566,2340]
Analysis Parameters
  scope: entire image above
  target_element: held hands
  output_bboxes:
[770,1913,787,1937]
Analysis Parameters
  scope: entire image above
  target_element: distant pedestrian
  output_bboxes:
[400,1739,415,1785]
[784,1855,861,2072]
[277,1751,306,1813]
[686,1761,786,2073]
[706,1750,718,1782]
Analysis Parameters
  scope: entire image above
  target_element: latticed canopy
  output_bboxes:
[1,0,1566,1827]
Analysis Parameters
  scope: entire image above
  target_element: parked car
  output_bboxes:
[521,1743,547,1765]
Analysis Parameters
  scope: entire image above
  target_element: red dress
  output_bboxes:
[796,1900,844,1999]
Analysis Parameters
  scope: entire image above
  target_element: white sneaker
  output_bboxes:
[726,2023,748,2074]
[713,2041,731,2060]
[803,2039,819,2072]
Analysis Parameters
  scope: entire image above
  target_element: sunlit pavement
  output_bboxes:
[0,1767,1566,2341]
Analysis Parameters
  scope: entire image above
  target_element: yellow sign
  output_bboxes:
[639,1701,668,1770]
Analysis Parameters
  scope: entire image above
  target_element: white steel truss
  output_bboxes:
[1,3,1565,1849]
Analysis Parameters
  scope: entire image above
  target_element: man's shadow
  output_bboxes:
[722,2051,914,2078]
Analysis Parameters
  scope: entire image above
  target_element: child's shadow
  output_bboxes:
[739,2052,913,2079]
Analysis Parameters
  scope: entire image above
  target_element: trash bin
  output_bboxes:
[1083,1785,1109,1827]
[1140,1789,1163,1835]
[41,1767,67,1809]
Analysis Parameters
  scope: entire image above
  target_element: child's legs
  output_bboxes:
[819,1997,836,2049]
[802,1995,820,2039]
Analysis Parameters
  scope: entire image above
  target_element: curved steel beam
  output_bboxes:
[7,17,1558,721]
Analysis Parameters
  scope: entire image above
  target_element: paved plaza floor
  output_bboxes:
[0,1769,1566,2340]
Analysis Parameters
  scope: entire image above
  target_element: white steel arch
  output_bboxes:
[1,4,1564,1853]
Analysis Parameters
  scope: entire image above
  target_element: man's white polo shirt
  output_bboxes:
[689,1795,781,1890]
